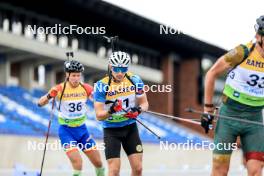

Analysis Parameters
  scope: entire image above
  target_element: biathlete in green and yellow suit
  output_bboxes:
[202,15,264,176]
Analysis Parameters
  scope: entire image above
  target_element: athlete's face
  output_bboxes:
[111,66,128,82]
[256,34,264,49]
[67,72,81,87]
[261,36,264,49]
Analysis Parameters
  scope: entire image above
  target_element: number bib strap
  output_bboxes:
[58,115,86,127]
[223,84,264,107]
[106,114,129,123]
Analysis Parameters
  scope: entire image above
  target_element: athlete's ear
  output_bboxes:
[256,33,262,41]
[65,72,70,79]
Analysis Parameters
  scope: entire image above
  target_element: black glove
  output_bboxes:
[124,106,142,119]
[201,113,214,133]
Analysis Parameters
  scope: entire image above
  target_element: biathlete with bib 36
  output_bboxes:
[38,58,105,176]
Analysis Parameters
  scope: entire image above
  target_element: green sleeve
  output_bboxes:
[223,45,246,67]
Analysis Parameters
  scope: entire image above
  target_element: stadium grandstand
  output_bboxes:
[0,0,248,175]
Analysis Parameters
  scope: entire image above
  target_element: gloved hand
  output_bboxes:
[124,106,142,119]
[108,99,123,114]
[47,89,58,99]
[201,113,214,133]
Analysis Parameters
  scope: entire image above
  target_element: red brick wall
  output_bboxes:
[146,56,174,115]
[175,58,205,133]
[177,58,202,117]
[146,57,208,135]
